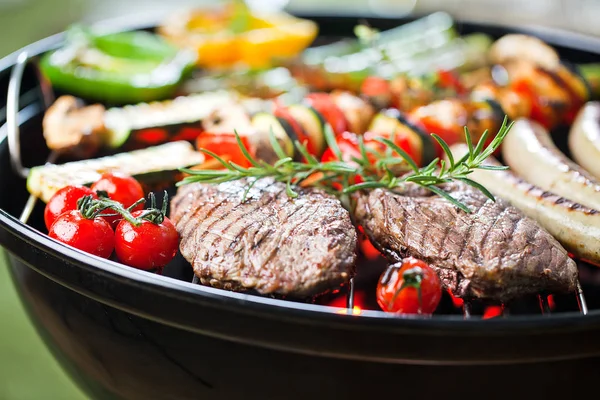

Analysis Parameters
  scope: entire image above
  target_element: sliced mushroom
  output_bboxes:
[201,102,253,134]
[42,95,106,157]
[329,90,375,134]
[488,34,560,71]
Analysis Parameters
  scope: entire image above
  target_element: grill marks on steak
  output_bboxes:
[354,184,578,301]
[170,178,357,297]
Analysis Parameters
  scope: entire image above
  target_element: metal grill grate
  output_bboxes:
[6,51,591,319]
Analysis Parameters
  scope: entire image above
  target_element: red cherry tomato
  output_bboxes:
[90,173,145,227]
[363,129,422,166]
[511,79,552,130]
[408,100,466,155]
[196,132,253,168]
[320,131,365,190]
[115,210,179,270]
[436,69,467,95]
[376,257,442,315]
[48,210,115,259]
[360,76,393,108]
[304,92,348,136]
[320,131,364,164]
[361,76,391,98]
[44,185,97,231]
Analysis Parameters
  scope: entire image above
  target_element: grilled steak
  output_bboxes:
[170,177,357,297]
[353,183,579,301]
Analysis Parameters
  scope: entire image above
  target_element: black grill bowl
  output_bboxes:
[2,13,600,400]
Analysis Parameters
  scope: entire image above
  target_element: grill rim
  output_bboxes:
[2,11,600,334]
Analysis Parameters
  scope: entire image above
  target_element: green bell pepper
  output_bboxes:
[39,25,197,105]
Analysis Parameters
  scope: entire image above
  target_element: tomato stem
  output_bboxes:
[389,266,424,314]
[77,191,169,227]
[77,194,117,219]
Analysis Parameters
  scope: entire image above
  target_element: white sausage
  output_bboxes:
[502,118,600,211]
[450,143,600,265]
[569,101,600,179]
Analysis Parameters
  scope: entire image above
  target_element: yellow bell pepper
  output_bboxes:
[157,2,318,69]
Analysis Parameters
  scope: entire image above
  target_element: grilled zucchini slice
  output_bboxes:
[103,91,236,149]
[286,105,326,156]
[251,113,296,160]
[369,109,436,166]
[27,141,205,203]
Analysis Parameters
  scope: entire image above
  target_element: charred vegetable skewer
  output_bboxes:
[41,89,379,162]
[42,91,239,156]
[40,25,197,104]
[288,14,491,93]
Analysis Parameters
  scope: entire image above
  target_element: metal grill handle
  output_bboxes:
[7,51,30,178]
[6,50,55,179]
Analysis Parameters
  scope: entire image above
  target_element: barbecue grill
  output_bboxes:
[1,11,600,400]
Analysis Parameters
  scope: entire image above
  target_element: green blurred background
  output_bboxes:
[1,0,598,399]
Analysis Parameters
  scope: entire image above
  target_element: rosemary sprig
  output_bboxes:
[178,116,513,213]
[178,127,357,200]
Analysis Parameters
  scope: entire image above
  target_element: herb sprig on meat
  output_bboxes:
[178,116,513,213]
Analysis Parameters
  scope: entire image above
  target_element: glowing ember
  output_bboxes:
[336,306,362,315]
[448,291,464,308]
[547,294,556,310]
[483,305,503,319]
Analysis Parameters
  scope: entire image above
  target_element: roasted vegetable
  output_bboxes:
[103,91,237,149]
[287,12,478,92]
[42,95,105,157]
[367,108,436,166]
[157,1,317,69]
[40,25,197,105]
[27,141,205,203]
[42,91,239,154]
[250,112,296,162]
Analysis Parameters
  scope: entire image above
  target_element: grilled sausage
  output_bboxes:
[450,143,600,265]
[502,118,600,211]
[569,101,600,179]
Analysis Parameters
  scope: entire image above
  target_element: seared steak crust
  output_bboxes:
[354,184,578,301]
[170,178,357,297]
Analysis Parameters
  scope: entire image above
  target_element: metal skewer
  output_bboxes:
[462,301,472,319]
[576,281,588,315]
[346,278,355,310]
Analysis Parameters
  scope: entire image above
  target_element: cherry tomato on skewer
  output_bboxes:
[376,257,442,315]
[360,76,393,109]
[407,99,465,152]
[436,69,467,95]
[44,185,98,231]
[321,130,419,167]
[320,131,365,165]
[196,132,254,168]
[91,172,145,228]
[114,192,179,271]
[48,195,115,259]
